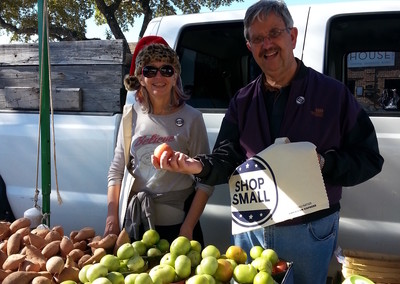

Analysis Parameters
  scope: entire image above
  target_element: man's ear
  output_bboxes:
[246,41,252,51]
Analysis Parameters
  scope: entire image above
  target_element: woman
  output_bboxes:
[104,36,213,245]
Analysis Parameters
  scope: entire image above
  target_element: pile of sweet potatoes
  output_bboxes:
[0,217,130,284]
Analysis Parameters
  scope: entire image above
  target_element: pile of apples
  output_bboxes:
[74,228,289,284]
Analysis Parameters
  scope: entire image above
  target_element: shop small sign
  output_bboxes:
[229,141,329,235]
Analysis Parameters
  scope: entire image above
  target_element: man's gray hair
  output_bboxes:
[244,0,294,40]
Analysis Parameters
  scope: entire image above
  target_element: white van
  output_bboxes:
[141,0,400,276]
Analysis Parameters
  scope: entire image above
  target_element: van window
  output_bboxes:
[326,12,400,116]
[176,22,261,111]
[347,51,400,113]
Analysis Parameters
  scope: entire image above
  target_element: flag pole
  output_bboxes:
[38,0,51,226]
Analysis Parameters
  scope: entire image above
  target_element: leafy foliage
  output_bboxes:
[0,0,243,44]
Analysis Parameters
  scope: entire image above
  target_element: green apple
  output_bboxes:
[78,264,92,283]
[233,264,257,284]
[261,249,279,266]
[126,255,145,272]
[186,249,201,267]
[200,256,218,275]
[253,271,274,284]
[100,254,120,272]
[225,258,238,270]
[92,277,112,284]
[124,273,138,284]
[149,264,176,284]
[156,238,170,253]
[106,271,124,284]
[195,263,203,275]
[251,257,272,273]
[250,245,264,260]
[86,263,108,282]
[170,236,191,256]
[175,254,192,279]
[186,274,210,284]
[147,247,162,257]
[59,281,77,284]
[160,252,177,267]
[190,240,202,253]
[201,245,220,259]
[203,274,216,284]
[135,272,153,284]
[142,229,160,247]
[117,243,137,260]
[132,240,147,256]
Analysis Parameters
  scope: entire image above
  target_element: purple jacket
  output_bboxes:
[196,60,383,218]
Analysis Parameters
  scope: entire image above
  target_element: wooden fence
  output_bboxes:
[0,40,131,113]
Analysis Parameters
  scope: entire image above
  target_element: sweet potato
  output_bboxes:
[24,245,47,271]
[15,226,31,238]
[65,255,78,269]
[9,217,31,234]
[44,230,61,243]
[54,266,79,283]
[31,275,52,284]
[73,240,87,251]
[41,240,61,259]
[31,227,50,239]
[0,269,11,282]
[2,271,40,284]
[0,250,7,268]
[77,254,91,269]
[0,240,7,254]
[0,222,11,241]
[51,225,64,237]
[7,232,22,256]
[69,230,79,242]
[45,256,64,275]
[60,236,74,258]
[27,233,47,250]
[67,248,85,263]
[74,227,95,242]
[81,247,106,267]
[113,228,130,255]
[2,253,26,271]
[18,260,41,272]
[88,233,118,250]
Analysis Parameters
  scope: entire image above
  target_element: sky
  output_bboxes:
[1,0,350,44]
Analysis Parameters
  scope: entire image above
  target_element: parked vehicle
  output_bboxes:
[1,1,399,278]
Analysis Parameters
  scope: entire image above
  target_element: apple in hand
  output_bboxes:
[153,143,174,163]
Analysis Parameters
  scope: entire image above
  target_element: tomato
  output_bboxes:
[153,143,174,162]
[272,260,288,275]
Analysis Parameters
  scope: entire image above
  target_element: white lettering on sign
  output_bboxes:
[347,51,395,68]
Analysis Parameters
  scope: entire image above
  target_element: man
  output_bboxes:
[153,1,384,282]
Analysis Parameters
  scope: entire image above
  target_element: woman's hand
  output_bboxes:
[151,151,203,175]
[179,223,194,241]
[104,213,120,237]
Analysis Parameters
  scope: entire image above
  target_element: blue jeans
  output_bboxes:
[232,211,339,284]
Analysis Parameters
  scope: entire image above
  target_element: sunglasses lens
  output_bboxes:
[142,65,174,78]
[160,65,174,77]
[142,66,158,78]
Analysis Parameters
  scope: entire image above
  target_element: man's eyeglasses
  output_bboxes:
[249,27,292,45]
[142,65,175,78]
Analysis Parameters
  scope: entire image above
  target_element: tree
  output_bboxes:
[0,0,243,46]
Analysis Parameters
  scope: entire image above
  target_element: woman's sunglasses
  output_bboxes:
[142,65,175,78]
